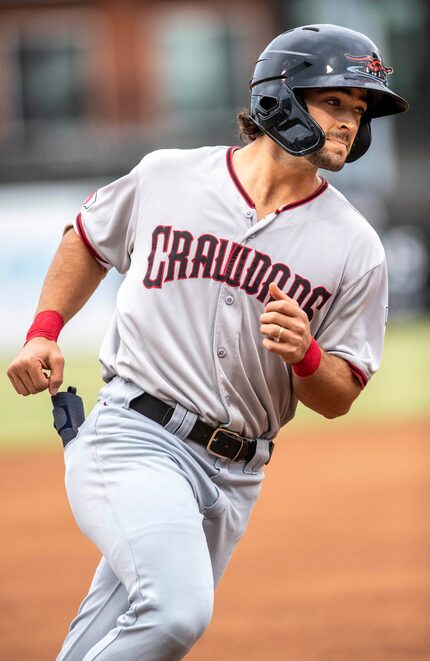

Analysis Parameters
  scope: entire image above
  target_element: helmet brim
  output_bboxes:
[294,74,409,118]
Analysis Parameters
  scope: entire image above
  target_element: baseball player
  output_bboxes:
[7,25,408,661]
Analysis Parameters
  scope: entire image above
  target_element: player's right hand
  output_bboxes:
[7,338,64,396]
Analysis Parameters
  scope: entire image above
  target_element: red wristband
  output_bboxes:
[25,310,64,344]
[292,337,322,377]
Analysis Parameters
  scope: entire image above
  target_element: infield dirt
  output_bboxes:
[0,419,429,661]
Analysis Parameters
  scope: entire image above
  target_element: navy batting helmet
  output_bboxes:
[250,24,409,162]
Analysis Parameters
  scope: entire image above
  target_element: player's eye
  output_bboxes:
[325,97,340,106]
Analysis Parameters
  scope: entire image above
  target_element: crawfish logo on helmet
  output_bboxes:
[344,53,393,83]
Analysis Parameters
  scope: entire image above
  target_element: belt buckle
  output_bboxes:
[207,428,244,461]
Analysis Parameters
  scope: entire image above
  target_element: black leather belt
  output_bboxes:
[129,392,274,464]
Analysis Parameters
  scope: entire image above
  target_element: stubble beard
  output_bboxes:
[305,145,347,172]
[305,130,354,172]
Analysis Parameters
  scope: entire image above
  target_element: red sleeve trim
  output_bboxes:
[75,213,109,265]
[346,361,368,389]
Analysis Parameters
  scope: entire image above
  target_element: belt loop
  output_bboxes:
[174,409,198,441]
[163,403,199,441]
[164,403,188,436]
[243,439,271,474]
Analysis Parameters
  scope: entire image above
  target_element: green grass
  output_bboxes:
[293,316,430,428]
[0,355,103,449]
[0,317,429,449]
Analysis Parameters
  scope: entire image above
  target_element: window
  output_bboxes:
[158,9,245,113]
[14,34,84,127]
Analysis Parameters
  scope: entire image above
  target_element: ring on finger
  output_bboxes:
[277,326,285,342]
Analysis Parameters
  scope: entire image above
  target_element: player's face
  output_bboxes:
[302,88,368,171]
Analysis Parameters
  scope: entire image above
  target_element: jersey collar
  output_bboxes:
[226,146,328,213]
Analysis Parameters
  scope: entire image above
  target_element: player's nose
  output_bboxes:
[338,107,360,132]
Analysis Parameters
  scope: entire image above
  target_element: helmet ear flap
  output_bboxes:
[346,120,371,162]
[258,96,279,113]
[251,84,325,156]
[292,89,308,112]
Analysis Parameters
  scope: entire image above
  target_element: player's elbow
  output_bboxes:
[320,393,358,419]
[322,402,352,419]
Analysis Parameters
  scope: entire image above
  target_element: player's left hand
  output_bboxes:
[260,282,311,363]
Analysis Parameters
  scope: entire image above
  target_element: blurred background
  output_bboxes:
[0,1,429,660]
[0,0,429,359]
[0,0,428,439]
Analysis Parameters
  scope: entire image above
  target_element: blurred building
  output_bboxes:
[0,0,278,180]
[0,0,428,323]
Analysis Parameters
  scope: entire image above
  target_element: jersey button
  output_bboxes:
[245,209,253,218]
[217,347,227,359]
[225,295,234,305]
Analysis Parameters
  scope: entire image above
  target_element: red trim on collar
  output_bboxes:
[226,147,328,214]
[275,178,328,214]
[226,147,255,208]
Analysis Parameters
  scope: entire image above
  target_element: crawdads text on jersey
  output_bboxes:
[143,224,332,321]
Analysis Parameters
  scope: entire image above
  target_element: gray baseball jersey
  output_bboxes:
[74,146,387,439]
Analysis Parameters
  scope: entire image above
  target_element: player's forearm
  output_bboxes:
[293,351,361,418]
[7,229,107,396]
[260,282,362,419]
[36,228,106,323]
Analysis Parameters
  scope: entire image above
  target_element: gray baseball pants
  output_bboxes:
[56,377,270,660]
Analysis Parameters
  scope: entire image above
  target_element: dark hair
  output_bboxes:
[236,109,263,143]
